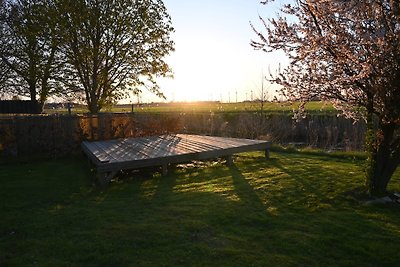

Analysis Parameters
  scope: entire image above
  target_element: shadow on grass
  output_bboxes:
[229,153,400,265]
[1,153,400,266]
[229,164,269,214]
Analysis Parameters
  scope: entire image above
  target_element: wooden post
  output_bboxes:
[162,164,168,175]
[225,155,233,166]
[97,172,108,187]
[265,149,270,159]
[97,170,118,187]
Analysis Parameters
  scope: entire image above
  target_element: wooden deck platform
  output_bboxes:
[82,134,271,185]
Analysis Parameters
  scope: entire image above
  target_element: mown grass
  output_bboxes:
[45,101,336,115]
[1,151,400,266]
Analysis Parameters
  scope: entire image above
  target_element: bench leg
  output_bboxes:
[162,164,168,175]
[97,170,118,187]
[265,149,270,159]
[225,155,233,166]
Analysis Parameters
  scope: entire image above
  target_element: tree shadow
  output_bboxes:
[152,169,178,204]
[4,155,400,266]
[228,164,268,214]
[265,154,351,209]
[77,155,400,266]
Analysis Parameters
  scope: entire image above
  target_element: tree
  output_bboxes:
[59,0,174,113]
[252,0,400,196]
[0,61,10,87]
[0,1,9,88]
[0,0,63,110]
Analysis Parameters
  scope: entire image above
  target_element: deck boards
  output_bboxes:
[82,134,271,183]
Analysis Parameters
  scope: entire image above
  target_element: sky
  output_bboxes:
[139,0,289,103]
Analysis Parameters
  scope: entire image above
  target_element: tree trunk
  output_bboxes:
[365,114,400,196]
[28,82,42,114]
[29,82,36,102]
[88,99,100,114]
[37,101,45,113]
[38,85,47,114]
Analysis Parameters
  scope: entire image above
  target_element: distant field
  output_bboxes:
[45,101,336,115]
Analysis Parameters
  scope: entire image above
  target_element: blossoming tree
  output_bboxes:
[252,0,400,196]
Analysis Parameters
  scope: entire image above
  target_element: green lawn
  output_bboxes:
[1,151,400,266]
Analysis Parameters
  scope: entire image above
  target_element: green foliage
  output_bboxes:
[0,0,63,107]
[59,0,175,113]
[1,151,400,266]
[0,0,175,113]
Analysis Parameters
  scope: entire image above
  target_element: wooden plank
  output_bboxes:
[81,142,102,165]
[132,136,179,156]
[91,141,117,162]
[127,136,175,154]
[165,140,201,154]
[176,135,225,150]
[114,139,150,160]
[135,135,206,155]
[184,134,261,148]
[101,138,148,161]
[183,135,243,150]
[155,135,205,153]
[97,152,200,172]
[92,140,122,163]
[172,137,218,152]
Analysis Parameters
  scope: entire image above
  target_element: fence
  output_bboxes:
[0,113,181,157]
[0,100,41,114]
[0,112,366,157]
[178,112,366,150]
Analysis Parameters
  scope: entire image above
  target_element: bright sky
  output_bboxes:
[139,0,289,103]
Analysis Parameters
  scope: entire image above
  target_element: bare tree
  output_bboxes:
[252,0,400,196]
[252,72,270,113]
[59,0,175,113]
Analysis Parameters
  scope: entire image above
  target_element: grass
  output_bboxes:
[114,101,335,114]
[1,151,400,266]
[45,101,337,115]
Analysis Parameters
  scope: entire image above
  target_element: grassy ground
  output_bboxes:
[45,101,336,115]
[1,151,400,266]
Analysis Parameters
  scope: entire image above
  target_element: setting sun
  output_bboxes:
[151,0,288,103]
